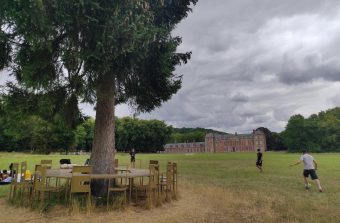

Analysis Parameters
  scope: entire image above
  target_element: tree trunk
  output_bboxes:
[90,72,115,197]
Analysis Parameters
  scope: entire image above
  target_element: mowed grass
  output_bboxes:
[1,151,340,222]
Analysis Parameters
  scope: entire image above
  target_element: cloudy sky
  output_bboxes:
[134,0,340,133]
[3,0,340,133]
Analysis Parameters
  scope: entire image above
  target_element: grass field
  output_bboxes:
[1,151,340,223]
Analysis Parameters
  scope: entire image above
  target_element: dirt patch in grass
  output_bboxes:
[1,180,340,223]
[0,181,280,223]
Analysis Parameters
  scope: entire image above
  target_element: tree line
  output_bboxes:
[1,88,339,154]
[0,95,173,153]
[169,127,226,143]
[259,107,340,152]
[281,107,340,152]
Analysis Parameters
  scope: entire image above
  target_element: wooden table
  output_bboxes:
[46,168,149,179]
[46,168,150,200]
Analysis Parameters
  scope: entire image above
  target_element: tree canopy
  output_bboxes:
[1,0,197,195]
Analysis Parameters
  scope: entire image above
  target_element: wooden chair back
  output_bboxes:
[72,166,92,174]
[117,166,129,186]
[20,161,27,182]
[166,162,174,189]
[172,162,177,191]
[149,164,159,190]
[33,165,48,191]
[69,166,91,205]
[10,163,19,184]
[40,160,52,169]
[149,160,159,165]
[70,175,91,193]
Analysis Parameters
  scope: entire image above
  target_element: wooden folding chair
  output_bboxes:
[107,166,129,209]
[33,165,64,203]
[133,164,159,205]
[160,162,174,199]
[173,162,178,193]
[69,173,91,208]
[9,163,19,200]
[66,166,92,200]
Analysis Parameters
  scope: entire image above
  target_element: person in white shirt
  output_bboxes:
[290,150,323,192]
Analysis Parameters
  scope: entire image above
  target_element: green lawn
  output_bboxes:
[1,151,340,222]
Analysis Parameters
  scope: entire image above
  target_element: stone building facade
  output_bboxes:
[164,129,266,153]
[163,142,205,153]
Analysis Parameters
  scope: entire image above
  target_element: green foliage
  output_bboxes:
[115,117,172,153]
[282,107,340,152]
[0,0,197,112]
[0,90,77,153]
[74,117,95,152]
[256,127,287,151]
[169,127,226,143]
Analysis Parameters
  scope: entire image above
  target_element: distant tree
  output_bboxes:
[169,127,224,143]
[282,114,309,152]
[316,108,340,151]
[271,132,287,151]
[82,118,95,152]
[115,117,172,153]
[281,108,340,152]
[256,127,287,151]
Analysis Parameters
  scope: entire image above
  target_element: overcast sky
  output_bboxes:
[3,0,340,133]
[114,0,340,133]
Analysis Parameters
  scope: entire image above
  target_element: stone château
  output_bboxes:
[164,129,266,153]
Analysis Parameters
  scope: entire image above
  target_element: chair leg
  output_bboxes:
[9,185,13,200]
[107,192,110,210]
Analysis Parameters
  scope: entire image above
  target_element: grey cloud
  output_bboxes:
[277,56,340,84]
[230,92,249,102]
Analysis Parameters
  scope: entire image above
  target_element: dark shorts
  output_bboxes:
[256,160,262,166]
[303,169,318,180]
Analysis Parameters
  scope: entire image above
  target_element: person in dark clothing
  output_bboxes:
[256,149,263,172]
[129,149,136,163]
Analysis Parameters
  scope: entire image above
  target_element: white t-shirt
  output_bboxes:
[300,154,315,170]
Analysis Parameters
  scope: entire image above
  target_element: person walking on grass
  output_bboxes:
[290,149,323,192]
[256,149,263,172]
[129,148,136,163]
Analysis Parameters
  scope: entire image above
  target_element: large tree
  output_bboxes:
[0,0,197,195]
